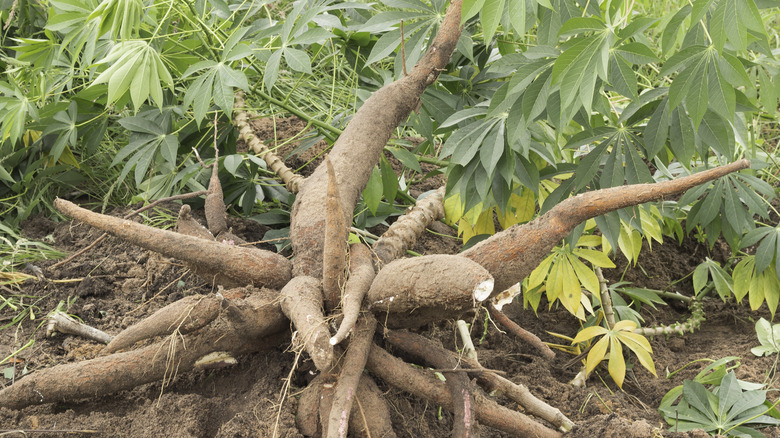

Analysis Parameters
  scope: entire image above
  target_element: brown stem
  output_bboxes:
[487,303,555,360]
[289,0,463,278]
[233,93,304,193]
[54,198,292,289]
[462,159,751,294]
[372,186,446,264]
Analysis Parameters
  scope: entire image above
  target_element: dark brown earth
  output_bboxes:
[1,118,779,438]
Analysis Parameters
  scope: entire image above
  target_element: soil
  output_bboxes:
[2,117,779,438]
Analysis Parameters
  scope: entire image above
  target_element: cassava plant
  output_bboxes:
[1,0,780,435]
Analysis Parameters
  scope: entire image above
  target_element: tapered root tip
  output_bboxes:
[473,279,494,302]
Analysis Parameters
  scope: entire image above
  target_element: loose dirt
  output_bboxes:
[1,118,778,437]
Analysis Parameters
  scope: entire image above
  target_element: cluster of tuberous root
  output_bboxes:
[0,0,754,434]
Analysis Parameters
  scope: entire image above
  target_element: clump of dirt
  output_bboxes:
[2,119,779,437]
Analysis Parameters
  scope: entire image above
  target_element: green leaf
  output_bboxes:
[264,49,283,91]
[461,0,486,22]
[92,41,172,110]
[363,166,383,215]
[669,108,695,165]
[608,54,638,101]
[614,42,658,65]
[481,0,506,43]
[558,17,605,38]
[387,147,422,173]
[507,0,526,35]
[706,60,735,123]
[697,110,734,158]
[283,47,313,75]
[643,98,669,159]
[661,5,692,53]
[380,156,398,203]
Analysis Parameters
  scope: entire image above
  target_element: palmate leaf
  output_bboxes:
[751,318,780,357]
[92,41,173,110]
[0,88,35,146]
[40,101,79,166]
[661,371,780,435]
[571,320,655,388]
[692,258,734,301]
[112,114,179,186]
[88,0,143,40]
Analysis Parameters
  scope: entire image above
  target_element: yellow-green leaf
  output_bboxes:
[573,248,616,268]
[572,325,608,343]
[732,257,754,302]
[617,332,656,376]
[559,258,582,316]
[568,253,600,295]
[608,337,626,388]
[528,253,555,290]
[585,335,610,374]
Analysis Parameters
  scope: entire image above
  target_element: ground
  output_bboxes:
[1,117,779,438]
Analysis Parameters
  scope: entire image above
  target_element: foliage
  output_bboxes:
[571,319,656,388]
[752,318,780,357]
[659,370,780,437]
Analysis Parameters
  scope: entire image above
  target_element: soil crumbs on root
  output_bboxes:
[2,120,779,437]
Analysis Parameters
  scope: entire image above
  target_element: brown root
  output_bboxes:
[462,159,752,294]
[289,0,463,279]
[487,303,555,360]
[105,293,221,353]
[386,328,574,433]
[322,156,349,310]
[0,288,287,410]
[176,204,215,241]
[367,255,493,328]
[54,198,292,289]
[372,186,446,264]
[349,375,396,438]
[385,330,476,438]
[280,276,334,372]
[366,344,561,437]
[328,314,377,438]
[204,142,228,236]
[331,244,375,345]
